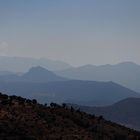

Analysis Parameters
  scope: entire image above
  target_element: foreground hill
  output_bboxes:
[55,62,140,92]
[0,80,139,106]
[0,93,140,140]
[74,98,140,130]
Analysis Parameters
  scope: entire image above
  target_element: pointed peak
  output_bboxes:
[28,66,50,72]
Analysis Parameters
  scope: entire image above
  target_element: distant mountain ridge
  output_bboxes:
[0,80,139,106]
[0,56,72,72]
[73,97,140,130]
[0,65,140,106]
[55,62,140,92]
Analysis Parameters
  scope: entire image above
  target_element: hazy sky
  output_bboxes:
[0,0,140,66]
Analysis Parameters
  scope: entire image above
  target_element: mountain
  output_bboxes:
[55,62,140,92]
[75,98,140,130]
[0,66,139,106]
[21,66,67,82]
[0,93,140,140]
[0,56,72,72]
[0,66,67,83]
[0,80,139,106]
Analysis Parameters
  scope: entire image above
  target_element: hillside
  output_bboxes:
[75,98,140,130]
[0,93,140,140]
[55,62,140,92]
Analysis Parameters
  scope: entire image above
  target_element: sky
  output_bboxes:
[0,0,140,66]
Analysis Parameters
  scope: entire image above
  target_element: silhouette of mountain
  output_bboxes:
[21,66,67,82]
[55,62,140,92]
[0,80,139,106]
[0,92,140,140]
[0,56,72,72]
[0,66,67,83]
[74,98,140,130]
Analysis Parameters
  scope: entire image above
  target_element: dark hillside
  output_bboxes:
[0,93,140,140]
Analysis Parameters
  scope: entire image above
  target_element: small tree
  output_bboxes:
[70,106,74,113]
[32,99,37,104]
[62,103,67,108]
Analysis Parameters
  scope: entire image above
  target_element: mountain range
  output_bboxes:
[0,66,139,106]
[1,57,140,93]
[55,62,140,93]
[0,62,140,133]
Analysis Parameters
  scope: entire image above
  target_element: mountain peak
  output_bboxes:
[22,66,66,82]
[28,66,50,74]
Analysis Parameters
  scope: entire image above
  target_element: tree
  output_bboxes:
[26,99,32,104]
[0,94,8,100]
[32,99,37,104]
[50,102,60,108]
[62,103,67,108]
